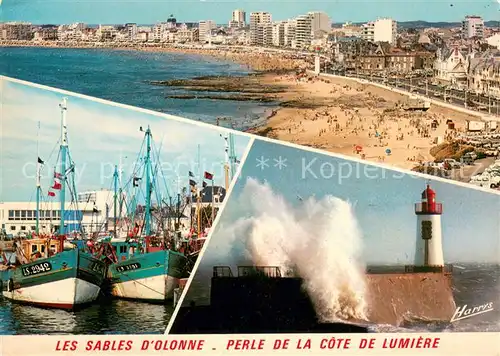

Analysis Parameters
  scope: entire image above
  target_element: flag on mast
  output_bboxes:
[204,171,214,180]
[48,191,56,197]
[54,172,63,180]
[188,171,195,177]
[37,157,44,164]
[52,181,62,190]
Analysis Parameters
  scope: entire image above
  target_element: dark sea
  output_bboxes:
[180,263,500,333]
[0,296,173,335]
[0,47,275,130]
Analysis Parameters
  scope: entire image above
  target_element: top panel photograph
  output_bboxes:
[1,0,500,190]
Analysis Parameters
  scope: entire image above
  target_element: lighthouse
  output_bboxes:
[414,184,445,271]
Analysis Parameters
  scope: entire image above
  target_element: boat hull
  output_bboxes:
[1,249,106,309]
[108,250,187,302]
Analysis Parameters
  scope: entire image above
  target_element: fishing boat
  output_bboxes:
[0,98,106,309]
[104,126,189,302]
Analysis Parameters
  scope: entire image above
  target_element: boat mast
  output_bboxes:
[229,133,237,180]
[36,122,41,234]
[197,144,201,236]
[223,134,230,191]
[144,126,152,236]
[59,98,68,236]
[113,165,118,237]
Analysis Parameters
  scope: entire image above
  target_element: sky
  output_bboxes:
[1,0,499,24]
[203,139,500,265]
[0,78,251,205]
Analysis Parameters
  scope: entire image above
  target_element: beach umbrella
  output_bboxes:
[385,148,392,156]
[355,145,363,153]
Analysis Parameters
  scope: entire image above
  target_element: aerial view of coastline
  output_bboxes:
[1,1,500,188]
[0,78,251,334]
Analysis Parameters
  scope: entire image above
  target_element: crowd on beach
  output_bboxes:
[259,72,478,170]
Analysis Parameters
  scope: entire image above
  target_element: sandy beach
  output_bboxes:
[253,73,481,171]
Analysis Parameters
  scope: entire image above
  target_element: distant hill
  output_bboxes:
[332,20,500,29]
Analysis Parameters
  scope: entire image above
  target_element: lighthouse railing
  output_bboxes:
[414,202,443,214]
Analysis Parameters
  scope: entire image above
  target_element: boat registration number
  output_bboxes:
[88,261,105,274]
[22,262,52,277]
[116,263,141,273]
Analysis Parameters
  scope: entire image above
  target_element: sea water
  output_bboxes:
[0,47,275,129]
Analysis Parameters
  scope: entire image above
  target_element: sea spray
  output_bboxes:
[207,178,368,321]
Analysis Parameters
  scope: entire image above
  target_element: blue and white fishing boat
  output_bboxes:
[104,126,189,302]
[0,99,106,309]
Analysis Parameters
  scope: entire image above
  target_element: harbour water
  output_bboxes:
[181,264,500,333]
[0,296,173,334]
[0,47,274,129]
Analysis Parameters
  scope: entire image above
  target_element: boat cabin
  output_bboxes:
[15,237,73,264]
[111,240,140,262]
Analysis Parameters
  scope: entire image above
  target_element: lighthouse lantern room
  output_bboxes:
[413,184,445,270]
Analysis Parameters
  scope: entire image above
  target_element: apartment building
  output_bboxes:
[295,15,312,49]
[199,20,216,43]
[250,12,272,45]
[462,16,484,39]
[272,21,286,47]
[308,11,331,38]
[229,9,246,28]
[361,18,397,44]
[284,20,297,47]
[125,23,137,40]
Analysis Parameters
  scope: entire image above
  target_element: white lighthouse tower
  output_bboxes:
[414,184,445,271]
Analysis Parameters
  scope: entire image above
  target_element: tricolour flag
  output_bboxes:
[204,171,214,180]
[52,181,62,190]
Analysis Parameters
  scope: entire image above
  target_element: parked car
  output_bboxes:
[441,158,462,169]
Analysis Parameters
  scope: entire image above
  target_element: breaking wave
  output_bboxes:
[209,178,368,322]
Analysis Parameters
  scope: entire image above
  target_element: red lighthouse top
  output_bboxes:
[415,184,443,215]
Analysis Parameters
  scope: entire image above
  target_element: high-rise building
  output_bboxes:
[361,18,397,44]
[284,20,297,47]
[198,20,216,43]
[295,15,312,49]
[361,21,375,42]
[230,9,246,28]
[272,22,286,47]
[250,12,272,45]
[462,16,484,39]
[373,18,397,44]
[307,11,331,38]
[125,23,138,40]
